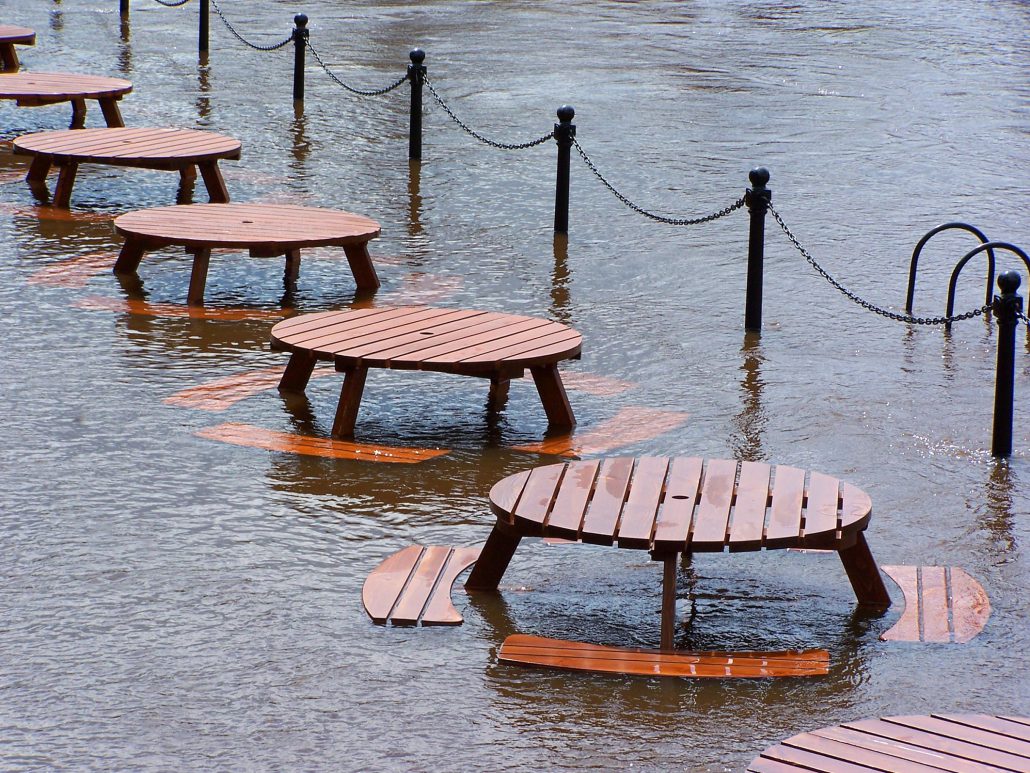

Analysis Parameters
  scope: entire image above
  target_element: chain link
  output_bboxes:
[304,41,409,96]
[423,76,555,150]
[209,0,293,51]
[768,203,990,325]
[152,0,192,7]
[1018,311,1030,326]
[572,138,746,225]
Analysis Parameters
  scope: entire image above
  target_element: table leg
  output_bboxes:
[70,98,87,129]
[530,363,576,430]
[52,162,78,208]
[465,524,523,591]
[187,247,212,306]
[278,351,317,393]
[487,377,510,412]
[98,98,125,128]
[0,44,19,73]
[284,248,301,282]
[26,155,51,185]
[342,242,381,292]
[838,532,892,609]
[660,554,678,650]
[198,161,230,203]
[331,366,368,438]
[114,236,147,275]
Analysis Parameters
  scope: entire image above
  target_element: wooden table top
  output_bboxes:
[748,713,1030,772]
[13,127,240,164]
[0,71,132,99]
[0,25,35,44]
[489,456,872,553]
[271,306,583,375]
[114,203,379,250]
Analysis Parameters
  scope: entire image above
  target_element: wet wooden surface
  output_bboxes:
[362,545,481,625]
[0,24,35,71]
[880,565,991,643]
[0,71,131,127]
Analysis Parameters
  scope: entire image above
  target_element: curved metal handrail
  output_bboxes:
[906,222,993,313]
[945,242,1030,330]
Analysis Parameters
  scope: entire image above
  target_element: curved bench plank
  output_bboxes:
[362,545,481,626]
[880,565,990,643]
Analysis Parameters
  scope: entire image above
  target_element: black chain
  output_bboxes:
[305,42,409,96]
[1018,311,1030,326]
[572,138,746,225]
[153,0,192,6]
[769,204,990,325]
[423,76,555,150]
[209,0,293,51]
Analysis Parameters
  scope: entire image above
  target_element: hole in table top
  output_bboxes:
[241,220,254,224]
[671,495,689,499]
[420,331,434,335]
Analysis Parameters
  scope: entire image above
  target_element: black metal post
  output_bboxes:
[120,0,129,17]
[553,105,575,235]
[199,0,209,54]
[407,49,426,161]
[744,167,771,331]
[992,271,1022,457]
[292,14,308,104]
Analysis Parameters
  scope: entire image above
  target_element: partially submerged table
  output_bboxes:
[466,456,892,649]
[0,71,131,128]
[0,25,35,72]
[114,203,381,305]
[271,306,582,438]
[13,127,241,208]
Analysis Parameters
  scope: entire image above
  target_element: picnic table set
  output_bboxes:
[4,21,1020,770]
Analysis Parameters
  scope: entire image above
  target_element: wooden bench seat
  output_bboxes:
[880,565,990,643]
[363,545,481,625]
[498,635,830,678]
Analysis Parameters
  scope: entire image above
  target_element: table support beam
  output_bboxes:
[26,155,51,185]
[331,366,368,438]
[70,98,87,129]
[278,351,317,393]
[342,242,381,292]
[198,161,230,203]
[660,555,678,650]
[98,97,124,128]
[465,525,522,591]
[487,377,510,412]
[284,248,302,282]
[52,162,78,208]
[187,247,212,305]
[531,364,575,430]
[838,532,891,609]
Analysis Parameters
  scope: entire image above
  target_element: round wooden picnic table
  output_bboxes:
[465,456,892,649]
[0,25,35,72]
[748,713,1030,772]
[13,127,241,208]
[114,203,381,305]
[271,305,582,438]
[0,71,131,128]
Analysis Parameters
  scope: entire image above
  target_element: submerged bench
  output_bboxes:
[13,127,241,208]
[880,565,990,643]
[499,635,830,679]
[0,25,35,72]
[362,545,481,626]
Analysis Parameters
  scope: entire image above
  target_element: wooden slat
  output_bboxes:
[420,546,481,625]
[948,568,991,643]
[884,715,1030,759]
[0,71,132,99]
[846,717,1030,770]
[920,565,951,642]
[880,565,921,642]
[689,458,737,550]
[811,726,1002,773]
[756,744,887,773]
[840,481,872,531]
[728,461,771,551]
[803,471,840,545]
[499,635,829,679]
[933,714,1030,744]
[389,546,451,625]
[545,459,600,539]
[765,465,806,547]
[511,464,566,533]
[488,470,531,519]
[14,127,241,163]
[361,545,421,623]
[616,457,669,549]
[786,731,954,772]
[652,456,703,552]
[580,457,634,545]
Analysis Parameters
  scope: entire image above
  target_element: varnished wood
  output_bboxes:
[277,352,318,393]
[880,565,990,643]
[113,236,146,274]
[0,71,131,127]
[747,714,1030,772]
[837,532,891,608]
[331,366,368,438]
[270,306,581,437]
[197,159,230,203]
[499,635,830,678]
[186,247,211,306]
[52,162,77,208]
[362,544,481,626]
[0,25,35,73]
[464,523,522,591]
[660,556,677,650]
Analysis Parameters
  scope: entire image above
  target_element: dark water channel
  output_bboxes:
[1,1,1028,770]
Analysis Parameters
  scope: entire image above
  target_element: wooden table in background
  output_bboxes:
[114,203,381,305]
[0,71,131,128]
[271,306,582,438]
[466,456,892,649]
[0,25,35,72]
[13,127,241,208]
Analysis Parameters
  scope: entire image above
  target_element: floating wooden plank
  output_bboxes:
[749,714,1030,772]
[0,202,115,223]
[195,422,449,463]
[75,295,289,322]
[362,545,481,626]
[164,366,335,411]
[880,566,990,643]
[510,406,688,456]
[26,251,116,287]
[498,635,829,678]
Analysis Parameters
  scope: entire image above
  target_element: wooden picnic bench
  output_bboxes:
[271,305,582,438]
[0,71,131,128]
[113,203,379,305]
[467,457,891,651]
[13,127,241,208]
[748,713,1030,771]
[0,25,35,72]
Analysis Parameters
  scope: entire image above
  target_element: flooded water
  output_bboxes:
[1,0,1028,770]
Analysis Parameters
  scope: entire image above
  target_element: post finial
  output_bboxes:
[557,104,575,122]
[410,48,425,64]
[294,14,308,28]
[749,167,770,188]
[998,270,1021,294]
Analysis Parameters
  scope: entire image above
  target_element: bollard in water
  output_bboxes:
[553,105,576,235]
[408,49,426,161]
[991,271,1022,457]
[199,0,209,54]
[744,167,771,331]
[120,0,129,17]
[292,14,309,104]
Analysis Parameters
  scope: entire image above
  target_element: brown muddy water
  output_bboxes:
[1,1,1028,770]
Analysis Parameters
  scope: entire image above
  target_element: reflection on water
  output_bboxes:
[733,330,766,462]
